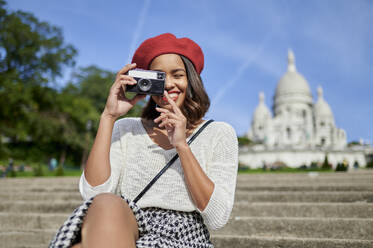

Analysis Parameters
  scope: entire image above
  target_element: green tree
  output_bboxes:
[0,0,76,84]
[0,1,145,167]
[322,154,332,170]
[238,136,252,147]
[0,0,77,158]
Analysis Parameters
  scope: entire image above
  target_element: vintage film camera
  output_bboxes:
[125,69,165,95]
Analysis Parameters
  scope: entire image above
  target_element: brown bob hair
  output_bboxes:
[141,55,210,128]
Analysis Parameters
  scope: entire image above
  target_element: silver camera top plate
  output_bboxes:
[128,69,161,80]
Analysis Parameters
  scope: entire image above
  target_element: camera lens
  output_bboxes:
[138,78,152,92]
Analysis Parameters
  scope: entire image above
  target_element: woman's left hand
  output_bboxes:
[154,91,188,149]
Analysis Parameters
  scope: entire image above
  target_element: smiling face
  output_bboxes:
[149,54,188,110]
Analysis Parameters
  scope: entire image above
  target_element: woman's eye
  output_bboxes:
[174,74,184,78]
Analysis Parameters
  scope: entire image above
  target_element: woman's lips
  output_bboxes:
[162,92,179,103]
[162,95,178,102]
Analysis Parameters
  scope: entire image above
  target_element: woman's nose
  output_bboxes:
[164,75,175,89]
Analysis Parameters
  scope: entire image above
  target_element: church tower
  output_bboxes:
[248,92,272,144]
[313,86,347,149]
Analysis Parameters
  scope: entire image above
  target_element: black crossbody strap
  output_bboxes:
[133,119,214,203]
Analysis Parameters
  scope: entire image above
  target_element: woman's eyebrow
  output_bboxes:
[152,68,186,73]
[171,68,186,73]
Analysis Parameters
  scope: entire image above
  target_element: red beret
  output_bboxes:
[132,33,204,74]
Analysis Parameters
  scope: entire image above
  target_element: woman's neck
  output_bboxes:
[141,118,165,131]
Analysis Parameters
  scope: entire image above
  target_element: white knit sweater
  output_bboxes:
[79,117,238,230]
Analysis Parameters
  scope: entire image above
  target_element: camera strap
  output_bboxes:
[133,119,214,204]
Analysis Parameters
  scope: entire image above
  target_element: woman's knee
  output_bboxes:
[82,193,139,239]
[85,193,133,221]
[90,193,125,211]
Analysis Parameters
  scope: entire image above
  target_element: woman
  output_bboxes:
[50,33,238,248]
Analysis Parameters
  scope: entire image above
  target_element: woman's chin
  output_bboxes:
[152,97,182,109]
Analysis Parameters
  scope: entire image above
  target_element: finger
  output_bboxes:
[155,107,179,118]
[119,75,137,83]
[111,80,135,96]
[155,111,179,122]
[119,79,136,87]
[117,63,137,77]
[129,94,146,105]
[112,77,135,92]
[155,107,169,113]
[163,91,183,115]
[154,111,179,123]
[154,113,168,123]
[158,118,177,128]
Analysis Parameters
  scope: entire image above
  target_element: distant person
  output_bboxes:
[18,163,25,172]
[49,157,58,171]
[50,33,238,248]
[5,158,14,176]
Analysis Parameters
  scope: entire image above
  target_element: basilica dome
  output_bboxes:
[274,50,313,107]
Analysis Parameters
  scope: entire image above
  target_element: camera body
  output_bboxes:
[126,69,165,95]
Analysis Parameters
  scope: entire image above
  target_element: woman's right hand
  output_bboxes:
[102,63,146,120]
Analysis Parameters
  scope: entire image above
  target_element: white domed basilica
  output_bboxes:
[239,50,370,169]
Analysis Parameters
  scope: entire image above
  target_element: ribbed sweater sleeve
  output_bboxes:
[79,120,125,200]
[196,123,238,230]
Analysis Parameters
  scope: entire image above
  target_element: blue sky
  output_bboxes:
[7,0,373,143]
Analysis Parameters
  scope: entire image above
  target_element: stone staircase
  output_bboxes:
[1,170,373,247]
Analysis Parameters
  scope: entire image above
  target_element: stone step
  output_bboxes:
[5,245,42,248]
[3,238,373,248]
[0,200,81,213]
[0,229,56,247]
[0,213,69,229]
[1,170,371,185]
[236,184,373,191]
[4,183,373,194]
[232,202,373,218]
[3,187,78,193]
[1,229,373,248]
[212,217,373,240]
[0,192,82,201]
[2,171,372,184]
[2,200,373,219]
[236,176,373,184]
[211,235,373,248]
[3,190,373,203]
[236,170,373,179]
[2,190,373,203]
[3,202,372,230]
[0,177,79,184]
[0,203,373,230]
[2,215,372,240]
[235,190,373,202]
[6,176,373,187]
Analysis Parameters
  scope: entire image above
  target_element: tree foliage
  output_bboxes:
[0,0,77,144]
[0,1,144,166]
[238,136,252,147]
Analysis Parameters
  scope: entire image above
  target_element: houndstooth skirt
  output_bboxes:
[49,194,214,248]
